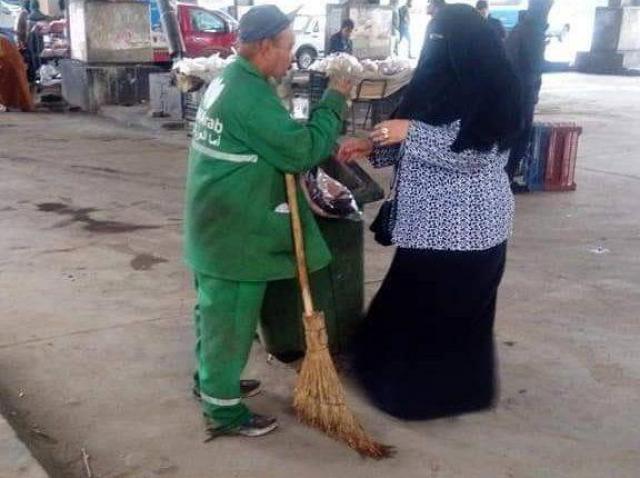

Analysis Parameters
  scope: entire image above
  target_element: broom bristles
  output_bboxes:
[293,312,395,459]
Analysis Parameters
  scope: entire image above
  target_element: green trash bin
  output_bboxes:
[259,160,384,362]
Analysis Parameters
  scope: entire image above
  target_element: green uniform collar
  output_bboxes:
[235,56,267,80]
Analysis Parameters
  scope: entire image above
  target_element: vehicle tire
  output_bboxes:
[296,47,317,70]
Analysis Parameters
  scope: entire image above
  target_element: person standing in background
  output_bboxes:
[328,19,354,55]
[476,0,506,42]
[399,0,414,58]
[27,0,48,21]
[392,0,401,55]
[504,0,554,181]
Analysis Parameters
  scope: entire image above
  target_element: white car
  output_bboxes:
[293,14,325,70]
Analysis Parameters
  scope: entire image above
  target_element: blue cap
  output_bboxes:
[239,5,294,43]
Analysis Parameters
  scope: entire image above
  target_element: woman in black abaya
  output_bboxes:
[338,4,522,420]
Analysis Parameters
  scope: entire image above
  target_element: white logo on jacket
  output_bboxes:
[201,77,225,110]
[195,78,226,148]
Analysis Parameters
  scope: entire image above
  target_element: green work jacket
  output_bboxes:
[184,57,346,282]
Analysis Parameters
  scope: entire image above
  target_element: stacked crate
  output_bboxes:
[544,123,582,192]
[514,122,582,192]
[182,88,204,126]
[308,71,329,109]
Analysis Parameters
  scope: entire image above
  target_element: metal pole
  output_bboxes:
[156,0,184,59]
[233,0,254,20]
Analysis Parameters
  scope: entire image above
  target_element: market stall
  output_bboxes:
[172,52,415,131]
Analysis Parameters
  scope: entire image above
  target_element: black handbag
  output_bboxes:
[369,167,399,247]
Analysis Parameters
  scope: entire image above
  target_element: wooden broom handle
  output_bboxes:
[285,173,315,315]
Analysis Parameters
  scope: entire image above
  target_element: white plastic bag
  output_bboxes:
[38,64,61,87]
[310,53,364,83]
[172,53,235,84]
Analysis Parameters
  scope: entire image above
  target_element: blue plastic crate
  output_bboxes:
[512,122,551,192]
[526,123,551,191]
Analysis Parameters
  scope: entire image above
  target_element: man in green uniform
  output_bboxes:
[183,5,351,437]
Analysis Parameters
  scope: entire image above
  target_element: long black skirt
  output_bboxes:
[351,242,507,420]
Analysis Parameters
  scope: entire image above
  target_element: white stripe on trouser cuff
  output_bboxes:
[191,142,258,163]
[200,392,241,407]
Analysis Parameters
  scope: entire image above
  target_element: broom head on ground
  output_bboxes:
[285,173,394,459]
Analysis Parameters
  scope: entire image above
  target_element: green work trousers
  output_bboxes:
[193,273,267,430]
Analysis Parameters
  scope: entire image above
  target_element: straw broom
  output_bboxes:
[285,173,394,459]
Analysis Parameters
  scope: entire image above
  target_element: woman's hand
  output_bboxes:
[337,137,374,163]
[370,120,410,147]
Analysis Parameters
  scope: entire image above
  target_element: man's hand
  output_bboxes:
[329,77,354,97]
[370,120,410,147]
[337,137,373,163]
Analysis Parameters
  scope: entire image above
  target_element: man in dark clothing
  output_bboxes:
[28,0,49,21]
[504,0,553,181]
[328,19,354,55]
[476,1,506,42]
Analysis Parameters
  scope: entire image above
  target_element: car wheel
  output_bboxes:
[297,48,317,70]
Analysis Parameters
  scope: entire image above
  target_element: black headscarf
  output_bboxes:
[395,4,522,153]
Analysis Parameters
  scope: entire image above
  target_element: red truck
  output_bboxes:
[150,2,238,63]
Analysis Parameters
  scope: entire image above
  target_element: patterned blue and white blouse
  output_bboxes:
[370,120,514,251]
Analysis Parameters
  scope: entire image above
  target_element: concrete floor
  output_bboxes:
[0,73,639,478]
[0,415,48,478]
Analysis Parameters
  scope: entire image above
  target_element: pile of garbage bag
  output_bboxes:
[309,53,364,83]
[312,54,412,79]
[172,54,236,91]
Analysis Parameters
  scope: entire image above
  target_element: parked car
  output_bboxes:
[149,1,238,63]
[293,14,325,70]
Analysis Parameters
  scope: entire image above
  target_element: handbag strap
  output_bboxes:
[387,167,398,200]
[387,147,403,201]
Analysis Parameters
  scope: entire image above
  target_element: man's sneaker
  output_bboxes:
[233,414,278,437]
[206,414,278,440]
[239,379,261,398]
[193,380,262,401]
